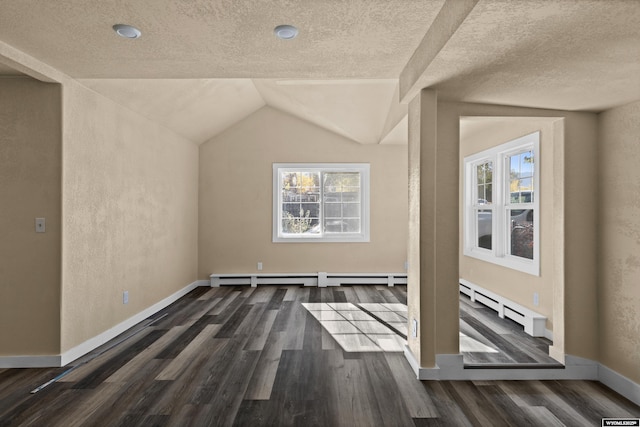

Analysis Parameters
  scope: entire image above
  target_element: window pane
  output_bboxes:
[477,164,485,185]
[324,203,341,218]
[477,185,486,203]
[282,203,301,217]
[476,162,492,204]
[520,152,534,175]
[324,172,360,189]
[510,154,521,178]
[477,209,492,250]
[301,202,320,219]
[323,172,362,235]
[324,219,343,233]
[343,219,360,233]
[510,209,534,259]
[509,150,534,204]
[282,217,320,235]
[342,203,360,218]
[276,165,368,241]
[340,187,360,202]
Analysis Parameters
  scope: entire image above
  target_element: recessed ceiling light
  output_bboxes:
[274,25,298,40]
[113,24,142,39]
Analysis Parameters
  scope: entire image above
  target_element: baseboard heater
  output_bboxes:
[459,278,547,338]
[210,272,407,288]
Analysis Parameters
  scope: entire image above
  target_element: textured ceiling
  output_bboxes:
[0,0,444,79]
[80,79,265,144]
[79,79,406,145]
[418,0,640,112]
[1,0,638,146]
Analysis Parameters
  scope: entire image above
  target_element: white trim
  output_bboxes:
[0,355,62,369]
[210,272,407,288]
[599,363,640,407]
[0,280,208,368]
[403,344,421,378]
[192,280,211,287]
[403,349,639,405]
[460,279,547,338]
[60,280,205,366]
[405,351,598,381]
[463,132,540,276]
[272,163,370,243]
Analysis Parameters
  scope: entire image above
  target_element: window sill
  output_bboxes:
[272,234,370,243]
[463,248,540,276]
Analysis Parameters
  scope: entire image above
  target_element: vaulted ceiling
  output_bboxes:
[1,0,638,145]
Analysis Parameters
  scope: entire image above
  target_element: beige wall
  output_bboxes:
[407,90,458,367]
[450,103,598,361]
[408,99,599,367]
[199,106,408,278]
[0,78,62,355]
[459,118,560,331]
[60,81,199,353]
[598,100,640,383]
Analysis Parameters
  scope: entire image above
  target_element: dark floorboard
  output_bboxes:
[459,293,562,366]
[0,285,637,426]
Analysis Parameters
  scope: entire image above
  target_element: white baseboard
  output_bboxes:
[0,355,62,369]
[403,349,639,404]
[60,280,204,366]
[403,344,421,378]
[1,280,208,369]
[460,278,548,338]
[210,272,408,288]
[599,363,640,407]
[406,351,599,381]
[193,280,210,287]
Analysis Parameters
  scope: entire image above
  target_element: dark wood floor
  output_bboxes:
[459,294,562,366]
[0,285,638,426]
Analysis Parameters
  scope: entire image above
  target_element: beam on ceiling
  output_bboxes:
[0,40,68,84]
[399,0,479,104]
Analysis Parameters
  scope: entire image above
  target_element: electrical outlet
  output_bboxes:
[533,292,539,306]
[35,218,46,233]
[123,291,129,304]
[412,318,418,338]
[257,262,263,271]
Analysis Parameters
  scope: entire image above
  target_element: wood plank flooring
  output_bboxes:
[459,294,562,366]
[0,285,638,426]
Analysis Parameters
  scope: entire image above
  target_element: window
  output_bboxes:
[273,163,370,242]
[463,132,540,275]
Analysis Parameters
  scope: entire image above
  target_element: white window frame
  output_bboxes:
[273,163,370,243]
[463,132,540,276]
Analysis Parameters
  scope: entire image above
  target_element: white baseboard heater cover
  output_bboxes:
[210,272,407,288]
[459,279,547,338]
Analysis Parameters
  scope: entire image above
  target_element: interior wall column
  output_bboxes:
[406,89,460,370]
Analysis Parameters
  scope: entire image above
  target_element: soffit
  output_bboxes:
[419,0,640,112]
[0,0,444,79]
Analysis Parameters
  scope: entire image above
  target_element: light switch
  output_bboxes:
[35,218,46,233]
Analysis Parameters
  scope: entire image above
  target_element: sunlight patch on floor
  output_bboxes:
[459,332,499,353]
[302,302,407,352]
[302,302,501,354]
